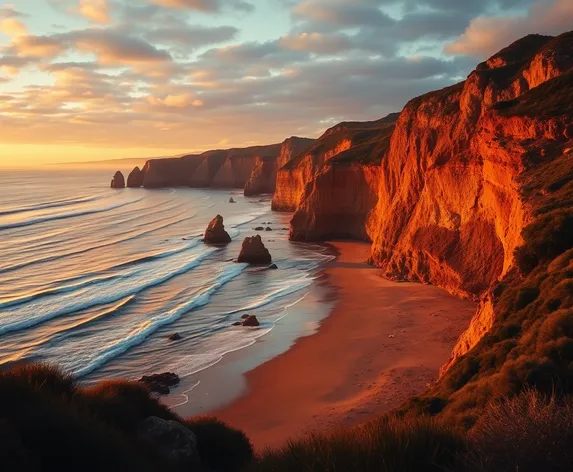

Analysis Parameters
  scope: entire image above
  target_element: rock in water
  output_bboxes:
[127,166,144,187]
[242,315,260,327]
[229,197,236,203]
[237,235,272,264]
[168,333,182,341]
[138,416,200,468]
[204,215,232,244]
[110,171,125,189]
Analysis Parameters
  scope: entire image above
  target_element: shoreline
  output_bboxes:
[199,241,476,450]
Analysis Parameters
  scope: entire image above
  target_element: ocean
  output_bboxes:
[0,168,334,409]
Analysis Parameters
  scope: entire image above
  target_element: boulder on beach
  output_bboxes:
[168,333,182,341]
[237,235,272,264]
[138,416,200,468]
[110,171,125,189]
[254,227,264,231]
[229,197,236,203]
[139,372,180,394]
[265,227,272,231]
[267,263,278,270]
[204,215,231,244]
[127,166,144,188]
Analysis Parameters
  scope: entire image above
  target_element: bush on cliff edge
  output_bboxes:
[0,363,253,472]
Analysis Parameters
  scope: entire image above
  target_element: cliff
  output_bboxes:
[141,139,310,191]
[286,32,573,392]
[244,137,314,196]
[368,32,572,299]
[289,122,395,241]
[272,114,398,212]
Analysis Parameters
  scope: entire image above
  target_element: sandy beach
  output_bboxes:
[209,241,476,450]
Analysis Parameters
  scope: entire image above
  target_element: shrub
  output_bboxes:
[248,415,466,472]
[463,390,573,472]
[185,416,254,471]
[78,380,177,433]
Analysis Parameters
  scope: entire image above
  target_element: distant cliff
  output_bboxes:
[244,137,314,196]
[136,138,312,194]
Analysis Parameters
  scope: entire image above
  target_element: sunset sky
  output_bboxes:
[0,0,571,166]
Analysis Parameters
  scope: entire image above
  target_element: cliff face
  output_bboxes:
[272,115,398,212]
[368,33,573,301]
[141,140,310,191]
[244,137,314,196]
[142,156,203,188]
[289,121,396,241]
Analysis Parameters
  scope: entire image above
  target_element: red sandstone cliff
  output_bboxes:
[370,33,572,371]
[289,122,395,241]
[287,32,573,374]
[272,114,398,212]
[244,137,314,196]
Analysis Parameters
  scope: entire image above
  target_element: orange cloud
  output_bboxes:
[0,18,27,38]
[446,0,573,57]
[78,0,111,24]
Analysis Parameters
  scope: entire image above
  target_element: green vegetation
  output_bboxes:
[0,363,253,471]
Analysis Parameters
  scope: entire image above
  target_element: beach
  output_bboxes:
[208,241,477,450]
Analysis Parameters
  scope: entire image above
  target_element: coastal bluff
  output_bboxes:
[282,31,573,393]
[123,137,314,195]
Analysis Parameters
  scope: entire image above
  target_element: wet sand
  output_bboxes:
[203,241,476,450]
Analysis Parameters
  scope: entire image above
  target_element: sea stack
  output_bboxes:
[204,215,232,244]
[110,171,125,189]
[237,235,272,264]
[127,166,144,188]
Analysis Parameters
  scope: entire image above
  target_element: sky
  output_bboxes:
[0,0,571,166]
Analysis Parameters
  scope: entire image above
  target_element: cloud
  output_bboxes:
[292,0,394,28]
[147,0,254,13]
[78,0,112,24]
[446,0,573,57]
[64,29,172,64]
[0,18,27,38]
[279,32,352,54]
[146,24,238,49]
[147,93,204,108]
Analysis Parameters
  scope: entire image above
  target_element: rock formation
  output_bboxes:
[289,120,395,241]
[139,372,180,394]
[110,171,125,189]
[137,417,200,468]
[237,235,272,264]
[233,315,260,327]
[284,32,573,377]
[244,137,314,196]
[127,166,144,188]
[272,114,397,212]
[204,215,232,244]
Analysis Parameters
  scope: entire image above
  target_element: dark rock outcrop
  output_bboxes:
[139,372,180,395]
[168,333,182,341]
[127,166,144,188]
[237,235,272,264]
[138,416,200,468]
[229,197,236,203]
[110,171,125,189]
[204,215,232,244]
[242,315,260,327]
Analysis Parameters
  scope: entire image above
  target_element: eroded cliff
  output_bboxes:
[272,114,398,212]
[244,137,314,196]
[289,121,395,241]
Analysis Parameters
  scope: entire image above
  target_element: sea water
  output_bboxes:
[0,168,333,393]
